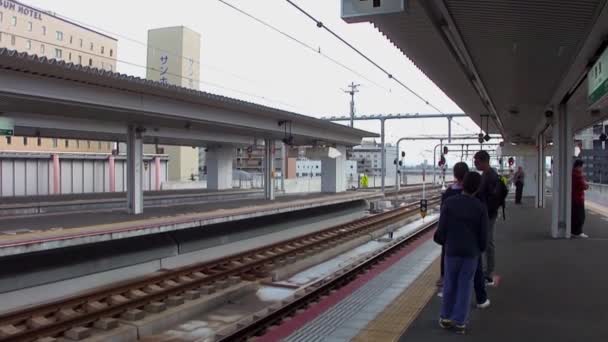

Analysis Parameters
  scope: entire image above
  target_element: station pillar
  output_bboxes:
[206,145,233,191]
[536,132,546,208]
[551,104,573,238]
[321,146,347,193]
[264,139,275,200]
[127,125,144,215]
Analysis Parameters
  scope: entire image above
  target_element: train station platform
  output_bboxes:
[0,191,383,257]
[270,197,608,341]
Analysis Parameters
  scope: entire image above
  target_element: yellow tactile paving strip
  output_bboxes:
[353,258,440,342]
[0,192,381,248]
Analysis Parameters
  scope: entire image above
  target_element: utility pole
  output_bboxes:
[344,82,360,128]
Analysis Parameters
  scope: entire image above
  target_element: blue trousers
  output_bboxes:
[441,256,478,325]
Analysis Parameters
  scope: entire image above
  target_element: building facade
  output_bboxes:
[349,140,397,179]
[146,26,201,182]
[0,0,117,154]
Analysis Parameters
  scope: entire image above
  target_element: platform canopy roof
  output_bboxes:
[344,0,608,143]
[0,49,377,147]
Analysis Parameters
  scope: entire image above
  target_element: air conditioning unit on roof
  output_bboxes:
[341,0,406,23]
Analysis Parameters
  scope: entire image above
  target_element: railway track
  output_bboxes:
[218,219,439,341]
[0,196,440,342]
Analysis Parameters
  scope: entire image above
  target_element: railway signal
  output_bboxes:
[420,199,428,218]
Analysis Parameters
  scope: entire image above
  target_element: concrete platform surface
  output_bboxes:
[0,191,382,257]
[401,199,608,341]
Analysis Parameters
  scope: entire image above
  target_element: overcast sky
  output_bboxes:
[27,0,483,165]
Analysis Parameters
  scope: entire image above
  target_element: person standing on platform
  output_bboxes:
[572,159,589,238]
[474,150,499,286]
[434,172,489,334]
[514,166,525,204]
[437,162,468,294]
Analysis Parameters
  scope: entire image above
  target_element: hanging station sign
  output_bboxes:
[588,46,608,110]
[0,117,14,136]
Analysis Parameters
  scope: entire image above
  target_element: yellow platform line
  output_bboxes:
[353,258,440,342]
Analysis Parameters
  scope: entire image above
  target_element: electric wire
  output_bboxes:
[284,0,446,114]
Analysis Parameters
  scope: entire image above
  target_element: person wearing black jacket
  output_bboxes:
[437,162,469,291]
[434,172,489,334]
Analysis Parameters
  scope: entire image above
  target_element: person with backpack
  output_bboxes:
[435,172,489,334]
[474,150,502,286]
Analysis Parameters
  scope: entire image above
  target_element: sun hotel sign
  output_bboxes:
[0,0,44,21]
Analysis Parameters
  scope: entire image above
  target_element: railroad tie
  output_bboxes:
[166,295,185,307]
[0,324,21,338]
[121,309,145,321]
[94,318,119,331]
[27,316,53,329]
[64,327,91,341]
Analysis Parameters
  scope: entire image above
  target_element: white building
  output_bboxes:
[350,140,397,179]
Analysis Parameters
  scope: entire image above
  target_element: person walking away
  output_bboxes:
[572,159,589,238]
[434,172,489,334]
[474,150,499,286]
[437,162,469,295]
[514,166,525,204]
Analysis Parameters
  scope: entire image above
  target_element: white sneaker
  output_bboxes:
[572,233,589,239]
[476,299,491,309]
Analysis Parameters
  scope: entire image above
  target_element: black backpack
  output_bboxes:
[495,175,509,220]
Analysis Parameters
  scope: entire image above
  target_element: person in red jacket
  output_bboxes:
[571,159,589,238]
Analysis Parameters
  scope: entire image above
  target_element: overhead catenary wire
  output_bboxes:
[284,0,446,114]
[217,0,391,92]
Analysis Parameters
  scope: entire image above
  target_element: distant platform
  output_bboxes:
[0,191,383,257]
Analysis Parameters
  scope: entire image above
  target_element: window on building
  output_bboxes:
[56,31,63,41]
[78,55,82,64]
[10,35,15,46]
[37,137,41,146]
[101,46,104,54]
[68,52,72,61]
[87,141,91,149]
[90,42,94,51]
[26,40,31,50]
[76,140,80,148]
[52,138,58,148]
[79,38,83,48]
[110,49,113,57]
[11,16,16,26]
[69,36,73,44]
[0,12,3,23]
[55,48,62,59]
[109,64,113,71]
[6,136,11,145]
[40,44,45,54]
[23,137,27,146]
[28,21,32,32]
[65,139,69,148]
[98,141,102,149]
[42,26,46,35]
[89,58,93,66]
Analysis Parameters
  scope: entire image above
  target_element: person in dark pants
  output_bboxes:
[571,159,589,238]
[474,150,499,287]
[434,172,489,334]
[514,166,525,204]
[437,162,469,294]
